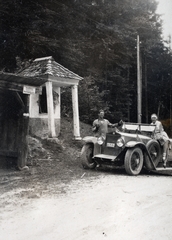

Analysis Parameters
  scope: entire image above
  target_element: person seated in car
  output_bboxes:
[92,109,123,137]
[151,113,170,168]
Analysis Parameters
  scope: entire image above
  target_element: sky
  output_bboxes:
[156,0,172,45]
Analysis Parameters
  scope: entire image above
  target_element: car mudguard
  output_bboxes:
[82,136,101,156]
[125,141,145,148]
[125,141,157,170]
[82,136,97,144]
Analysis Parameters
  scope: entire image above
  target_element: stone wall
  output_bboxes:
[29,118,60,138]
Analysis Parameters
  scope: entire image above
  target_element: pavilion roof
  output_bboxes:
[17,56,83,81]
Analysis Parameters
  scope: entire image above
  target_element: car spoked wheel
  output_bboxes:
[144,140,161,170]
[81,144,96,169]
[124,147,143,175]
[150,146,158,159]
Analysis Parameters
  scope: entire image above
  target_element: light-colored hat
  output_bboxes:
[151,113,158,120]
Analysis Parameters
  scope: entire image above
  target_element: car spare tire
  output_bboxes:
[144,139,161,170]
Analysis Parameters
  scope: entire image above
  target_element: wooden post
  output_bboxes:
[46,81,56,138]
[72,85,81,140]
[17,115,29,169]
[137,35,142,123]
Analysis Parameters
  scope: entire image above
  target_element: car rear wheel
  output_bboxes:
[124,147,143,175]
[81,144,96,169]
[144,140,161,170]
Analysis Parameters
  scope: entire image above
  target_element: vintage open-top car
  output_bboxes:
[81,122,172,175]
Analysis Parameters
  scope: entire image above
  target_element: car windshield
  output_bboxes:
[124,123,155,132]
[108,122,156,136]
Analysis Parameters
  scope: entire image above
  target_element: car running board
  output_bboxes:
[94,154,117,161]
[154,167,172,171]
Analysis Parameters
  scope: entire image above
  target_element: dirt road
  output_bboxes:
[1,169,172,240]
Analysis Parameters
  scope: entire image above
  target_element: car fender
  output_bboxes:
[125,141,145,148]
[125,141,153,164]
[125,140,157,153]
[81,136,101,156]
[82,136,97,144]
[81,136,96,155]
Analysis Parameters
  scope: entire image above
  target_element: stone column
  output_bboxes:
[72,84,81,140]
[53,86,61,118]
[29,93,39,118]
[46,81,56,137]
[53,86,61,136]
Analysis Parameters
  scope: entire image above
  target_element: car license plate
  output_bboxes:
[107,142,115,147]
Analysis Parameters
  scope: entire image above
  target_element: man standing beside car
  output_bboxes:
[92,109,123,137]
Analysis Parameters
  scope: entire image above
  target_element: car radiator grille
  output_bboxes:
[102,134,121,156]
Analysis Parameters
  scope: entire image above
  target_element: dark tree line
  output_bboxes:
[1,0,172,132]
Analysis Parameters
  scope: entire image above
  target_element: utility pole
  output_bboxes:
[137,35,142,123]
[144,55,148,123]
[170,81,172,136]
[169,35,172,136]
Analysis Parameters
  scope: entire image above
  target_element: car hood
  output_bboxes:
[107,131,151,145]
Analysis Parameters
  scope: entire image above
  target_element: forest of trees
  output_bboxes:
[1,0,172,131]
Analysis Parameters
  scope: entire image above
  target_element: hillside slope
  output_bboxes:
[0,117,95,196]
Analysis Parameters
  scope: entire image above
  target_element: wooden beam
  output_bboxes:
[15,92,25,108]
[0,80,42,94]
[0,80,23,92]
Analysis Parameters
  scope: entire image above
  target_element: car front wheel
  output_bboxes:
[81,144,96,169]
[124,147,143,175]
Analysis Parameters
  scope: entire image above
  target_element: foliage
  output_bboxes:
[1,0,172,126]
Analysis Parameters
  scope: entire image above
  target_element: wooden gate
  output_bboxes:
[0,90,29,169]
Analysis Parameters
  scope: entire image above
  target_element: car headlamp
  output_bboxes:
[116,137,124,147]
[97,136,105,145]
